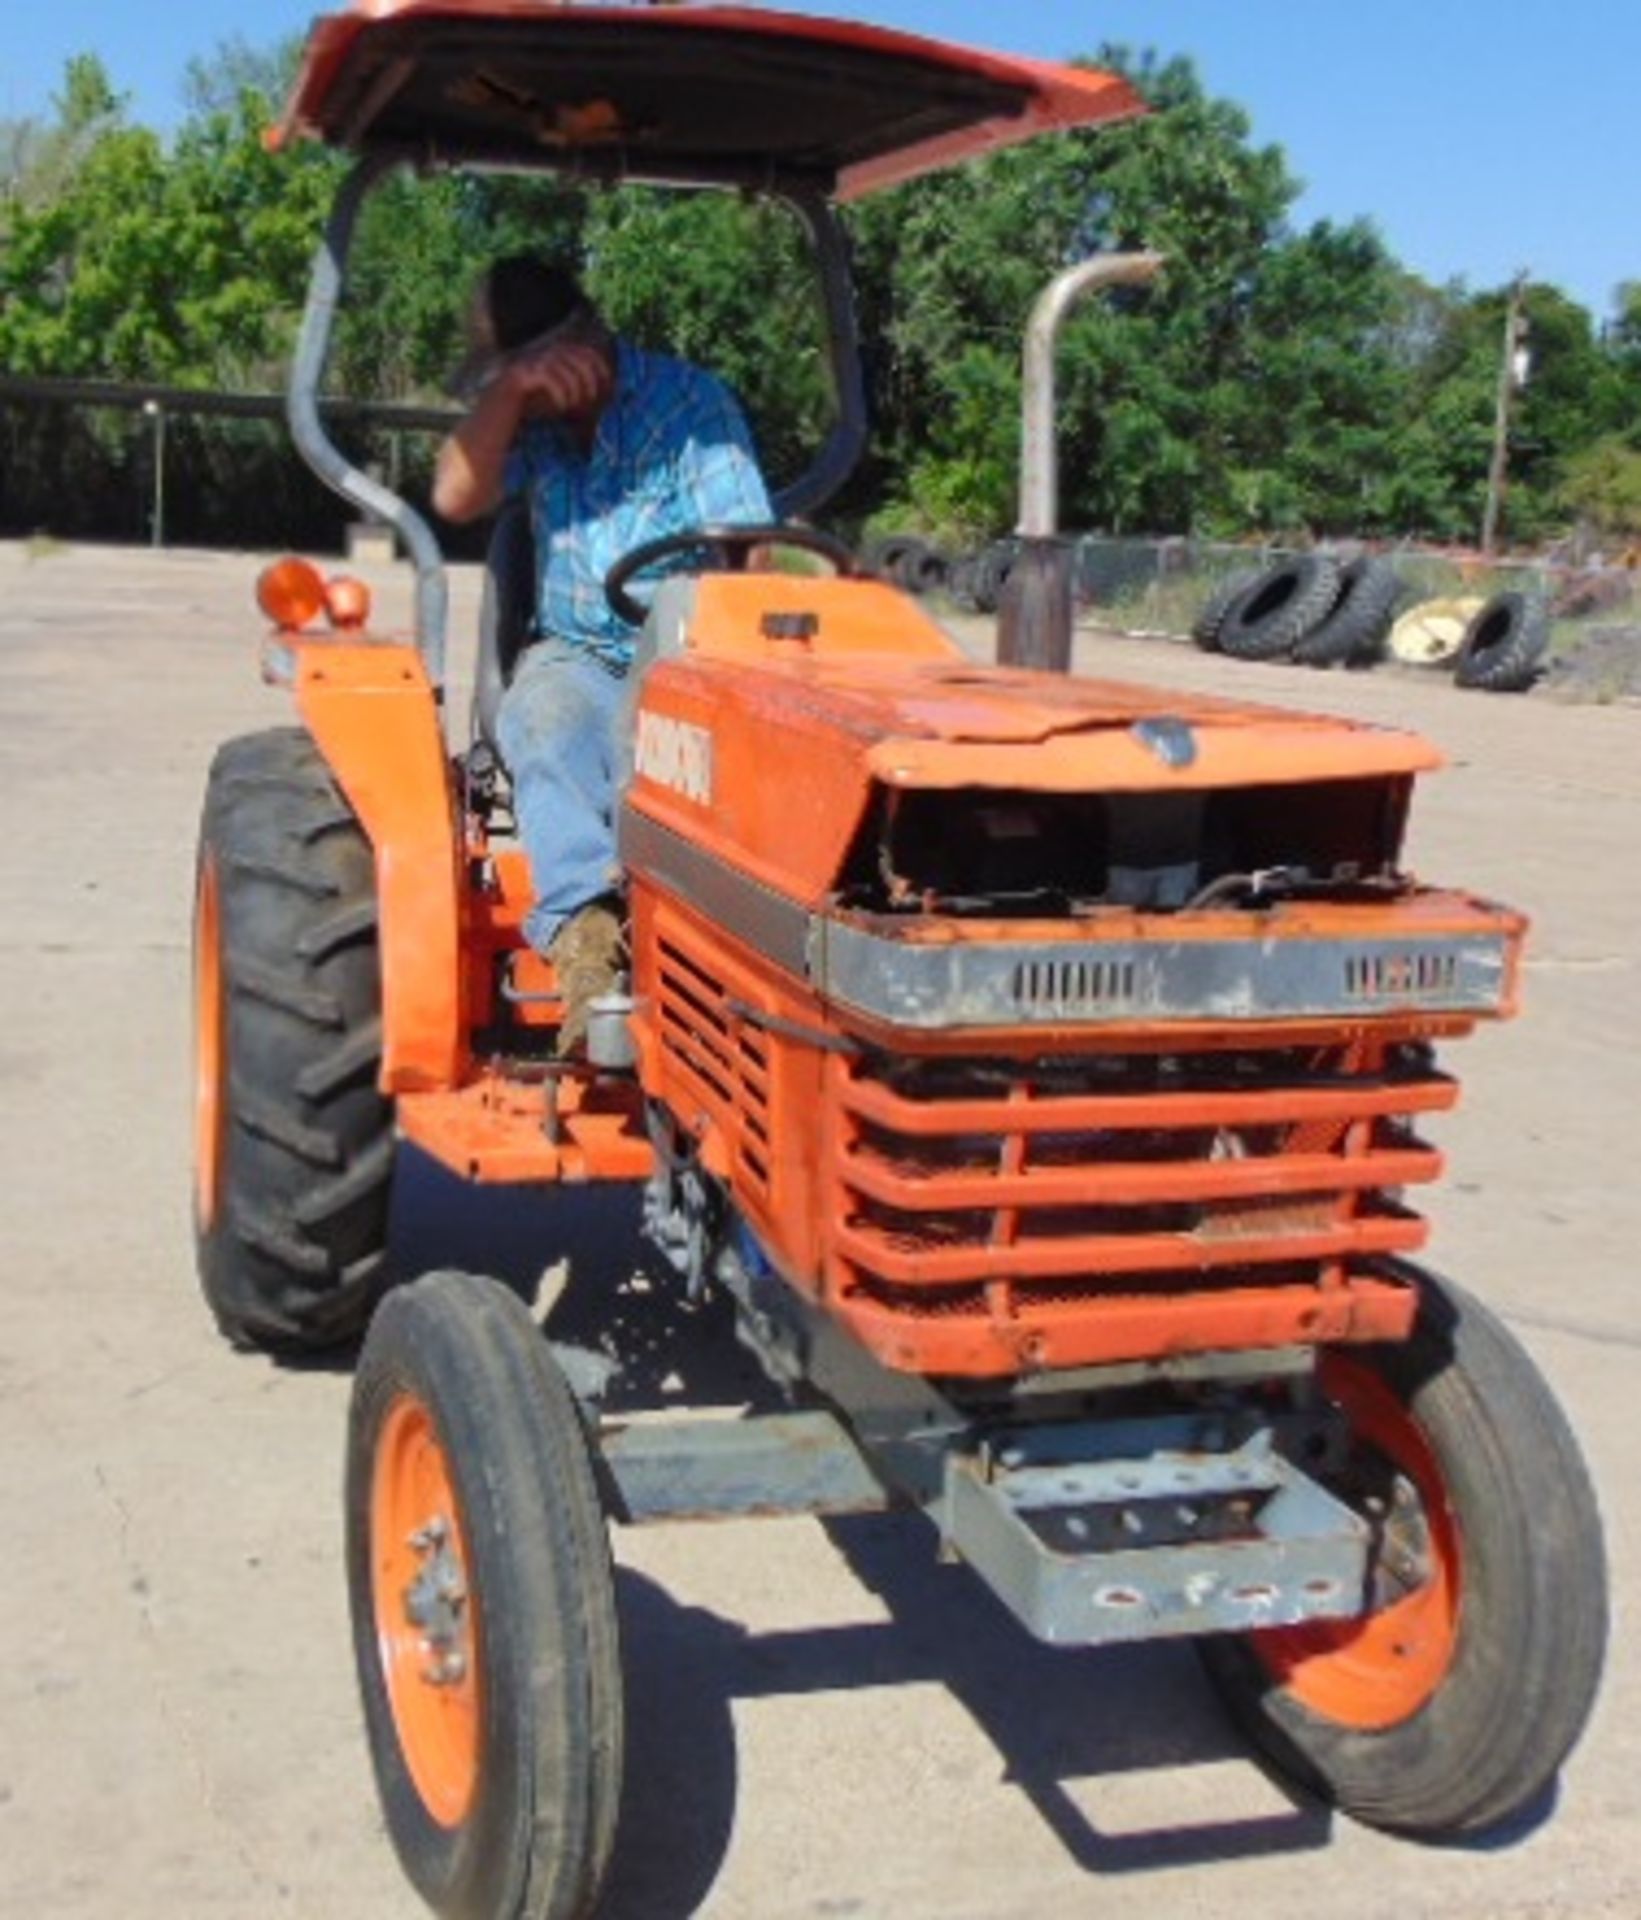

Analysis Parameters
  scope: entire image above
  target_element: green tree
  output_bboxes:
[0,75,334,383]
[1561,437,1641,544]
[845,48,1362,537]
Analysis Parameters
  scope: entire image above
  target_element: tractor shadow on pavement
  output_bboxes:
[384,1146,774,1410]
[597,1522,1337,1917]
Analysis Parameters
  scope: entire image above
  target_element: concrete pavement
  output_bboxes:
[1,540,1636,1919]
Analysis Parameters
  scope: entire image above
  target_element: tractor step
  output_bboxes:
[601,1410,890,1523]
[942,1418,1369,1647]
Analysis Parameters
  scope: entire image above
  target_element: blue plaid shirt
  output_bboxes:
[506,339,772,671]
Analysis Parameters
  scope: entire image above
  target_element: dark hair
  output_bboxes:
[483,256,591,352]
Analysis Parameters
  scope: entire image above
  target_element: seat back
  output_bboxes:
[474,502,537,751]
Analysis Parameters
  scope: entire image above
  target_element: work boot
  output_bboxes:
[548,899,626,1058]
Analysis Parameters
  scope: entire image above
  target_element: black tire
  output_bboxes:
[946,553,982,613]
[1454,591,1550,692]
[971,542,1018,615]
[876,535,942,595]
[193,727,394,1352]
[1292,556,1401,668]
[864,534,924,584]
[1216,554,1342,662]
[902,544,949,595]
[1200,1271,1607,1837]
[348,1272,624,1920]
[1191,568,1262,652]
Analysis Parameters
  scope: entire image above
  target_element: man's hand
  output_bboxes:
[433,340,616,524]
[507,341,613,421]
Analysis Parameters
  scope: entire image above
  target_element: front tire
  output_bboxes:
[1200,1272,1606,1837]
[348,1272,624,1920]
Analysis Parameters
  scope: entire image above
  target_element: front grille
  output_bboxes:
[829,1046,1453,1318]
[656,935,771,1193]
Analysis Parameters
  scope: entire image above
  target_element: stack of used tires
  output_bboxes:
[1194,555,1549,693]
[1193,554,1396,668]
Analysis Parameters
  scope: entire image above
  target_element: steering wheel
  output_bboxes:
[603,523,857,626]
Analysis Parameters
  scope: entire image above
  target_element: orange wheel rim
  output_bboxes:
[371,1394,483,1826]
[193,857,226,1229]
[1253,1355,1461,1730]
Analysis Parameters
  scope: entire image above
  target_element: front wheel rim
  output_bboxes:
[1252,1355,1462,1730]
[371,1393,483,1826]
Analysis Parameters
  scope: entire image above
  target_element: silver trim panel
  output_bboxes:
[814,921,1511,1028]
[620,809,1512,1029]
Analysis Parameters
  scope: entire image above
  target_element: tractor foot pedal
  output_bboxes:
[941,1419,1369,1647]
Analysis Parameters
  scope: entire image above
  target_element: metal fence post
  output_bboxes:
[144,399,166,549]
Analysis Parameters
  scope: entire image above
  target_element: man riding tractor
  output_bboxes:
[433,256,772,1053]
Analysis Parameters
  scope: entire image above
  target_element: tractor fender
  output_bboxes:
[291,641,465,1092]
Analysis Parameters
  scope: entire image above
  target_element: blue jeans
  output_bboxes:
[495,640,628,954]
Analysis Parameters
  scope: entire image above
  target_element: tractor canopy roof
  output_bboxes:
[271,1,1145,199]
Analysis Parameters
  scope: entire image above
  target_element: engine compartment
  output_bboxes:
[834,775,1415,917]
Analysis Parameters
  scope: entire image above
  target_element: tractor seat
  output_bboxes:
[473,501,537,754]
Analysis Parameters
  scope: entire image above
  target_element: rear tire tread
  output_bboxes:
[227,951,345,1029]
[229,1082,344,1169]
[224,851,342,900]
[296,899,379,963]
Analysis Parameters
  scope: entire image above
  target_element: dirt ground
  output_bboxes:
[2,540,1637,1920]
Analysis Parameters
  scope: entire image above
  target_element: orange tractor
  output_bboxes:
[191,6,1606,1916]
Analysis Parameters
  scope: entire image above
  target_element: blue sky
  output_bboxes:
[5,1,1637,321]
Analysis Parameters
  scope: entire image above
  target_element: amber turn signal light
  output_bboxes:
[324,575,373,629]
[256,556,328,632]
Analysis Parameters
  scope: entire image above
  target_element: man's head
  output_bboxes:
[452,256,614,419]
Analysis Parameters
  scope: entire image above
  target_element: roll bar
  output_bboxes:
[286,157,870,691]
[288,155,452,685]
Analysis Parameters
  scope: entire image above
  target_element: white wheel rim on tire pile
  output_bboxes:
[1389,596,1487,667]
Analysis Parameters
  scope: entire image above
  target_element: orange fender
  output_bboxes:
[293,642,465,1092]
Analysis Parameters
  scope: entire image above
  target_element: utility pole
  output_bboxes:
[1481,271,1530,556]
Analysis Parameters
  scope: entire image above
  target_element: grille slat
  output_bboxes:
[831,1049,1444,1302]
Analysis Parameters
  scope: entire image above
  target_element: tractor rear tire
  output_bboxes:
[348,1272,624,1920]
[1199,1271,1607,1838]
[1216,554,1342,662]
[193,726,394,1353]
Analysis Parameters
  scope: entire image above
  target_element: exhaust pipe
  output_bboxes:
[999,251,1165,672]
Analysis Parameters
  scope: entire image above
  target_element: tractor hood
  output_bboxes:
[622,575,1444,913]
